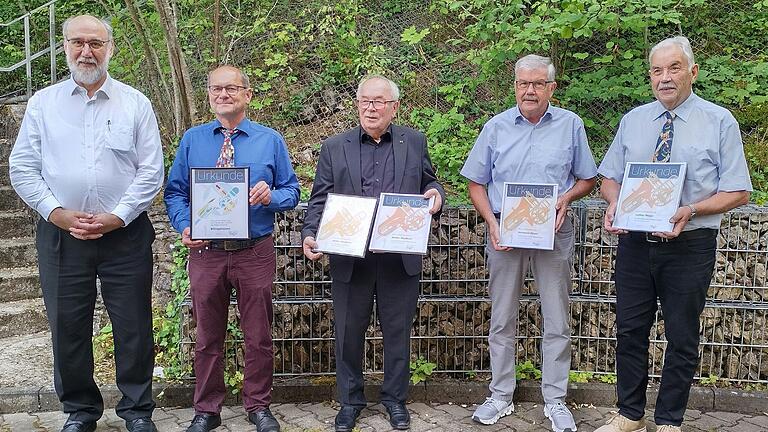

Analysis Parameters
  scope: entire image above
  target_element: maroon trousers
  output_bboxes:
[188,236,276,414]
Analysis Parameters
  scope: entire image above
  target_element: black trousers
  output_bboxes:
[36,212,156,422]
[331,252,420,408]
[614,229,717,426]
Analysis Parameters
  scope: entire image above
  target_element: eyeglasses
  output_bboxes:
[515,80,554,90]
[650,65,685,77]
[66,38,110,50]
[207,85,249,96]
[355,99,396,109]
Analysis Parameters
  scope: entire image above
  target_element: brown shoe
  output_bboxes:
[594,414,647,432]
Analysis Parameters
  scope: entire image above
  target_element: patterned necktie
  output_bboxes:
[216,128,238,168]
[653,111,675,162]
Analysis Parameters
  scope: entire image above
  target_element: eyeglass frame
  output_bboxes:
[66,38,111,50]
[207,85,250,96]
[355,99,398,109]
[514,80,555,91]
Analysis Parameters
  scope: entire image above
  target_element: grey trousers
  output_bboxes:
[486,218,574,404]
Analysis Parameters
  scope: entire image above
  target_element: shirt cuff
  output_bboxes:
[111,203,135,226]
[38,196,63,221]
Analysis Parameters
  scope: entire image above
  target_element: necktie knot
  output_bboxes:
[216,127,239,168]
[653,111,675,163]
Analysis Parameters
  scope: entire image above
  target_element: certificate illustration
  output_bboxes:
[190,167,250,240]
[369,193,434,255]
[499,182,558,250]
[614,162,687,232]
[315,193,377,257]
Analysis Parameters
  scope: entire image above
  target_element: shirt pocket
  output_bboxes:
[104,124,135,152]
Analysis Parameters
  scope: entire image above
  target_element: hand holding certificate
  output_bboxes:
[613,162,687,232]
[315,193,377,257]
[190,167,251,240]
[499,182,558,250]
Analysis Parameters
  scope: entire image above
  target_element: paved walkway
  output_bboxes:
[2,402,767,431]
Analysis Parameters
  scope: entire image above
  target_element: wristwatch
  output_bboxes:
[686,204,697,219]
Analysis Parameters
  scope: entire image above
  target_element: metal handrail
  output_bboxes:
[0,0,59,100]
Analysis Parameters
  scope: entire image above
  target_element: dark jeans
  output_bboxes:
[36,213,156,423]
[614,229,717,426]
[188,235,276,414]
[332,252,420,407]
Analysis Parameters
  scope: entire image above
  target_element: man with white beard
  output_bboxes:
[9,14,163,432]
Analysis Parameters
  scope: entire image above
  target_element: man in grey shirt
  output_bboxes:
[461,54,597,432]
[596,36,752,432]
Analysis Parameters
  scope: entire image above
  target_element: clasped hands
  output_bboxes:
[50,208,124,240]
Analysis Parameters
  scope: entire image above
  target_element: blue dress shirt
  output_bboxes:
[164,118,300,238]
[598,93,753,230]
[460,104,598,213]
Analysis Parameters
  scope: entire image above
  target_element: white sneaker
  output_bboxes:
[544,403,577,432]
[594,413,647,432]
[471,397,514,425]
[656,426,681,431]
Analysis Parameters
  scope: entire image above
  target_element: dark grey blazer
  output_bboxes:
[301,124,445,283]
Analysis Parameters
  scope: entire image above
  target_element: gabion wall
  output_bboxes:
[180,201,768,383]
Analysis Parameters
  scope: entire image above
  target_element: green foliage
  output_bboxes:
[515,360,542,380]
[410,357,437,384]
[699,374,720,386]
[92,323,115,364]
[597,373,618,384]
[568,371,593,383]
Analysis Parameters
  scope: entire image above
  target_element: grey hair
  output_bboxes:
[649,36,696,71]
[515,54,556,81]
[208,66,250,88]
[356,75,400,101]
[62,15,113,41]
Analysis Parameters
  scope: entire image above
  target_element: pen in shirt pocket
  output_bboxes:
[107,119,111,132]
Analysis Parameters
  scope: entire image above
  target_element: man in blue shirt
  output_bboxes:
[596,37,751,432]
[461,55,597,432]
[165,65,300,432]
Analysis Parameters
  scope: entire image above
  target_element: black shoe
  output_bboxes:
[186,413,222,432]
[61,420,97,432]
[334,405,363,432]
[383,402,410,430]
[248,408,281,432]
[126,417,158,432]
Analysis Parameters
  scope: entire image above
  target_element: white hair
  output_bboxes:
[62,15,113,40]
[649,36,696,71]
[515,54,556,81]
[356,75,400,101]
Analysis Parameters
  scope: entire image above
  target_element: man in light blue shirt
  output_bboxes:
[596,37,751,432]
[461,54,597,432]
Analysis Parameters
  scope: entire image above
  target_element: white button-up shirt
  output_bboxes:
[9,75,164,225]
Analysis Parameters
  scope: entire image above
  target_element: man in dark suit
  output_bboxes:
[302,75,444,432]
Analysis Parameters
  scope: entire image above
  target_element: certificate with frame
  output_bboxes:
[499,182,558,250]
[613,162,687,232]
[369,193,434,255]
[315,193,377,257]
[190,167,250,240]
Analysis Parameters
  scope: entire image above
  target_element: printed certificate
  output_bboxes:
[499,182,558,250]
[613,162,687,232]
[369,193,434,255]
[190,167,250,240]
[315,193,377,257]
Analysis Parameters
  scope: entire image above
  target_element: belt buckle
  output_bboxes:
[645,232,668,243]
[222,240,240,251]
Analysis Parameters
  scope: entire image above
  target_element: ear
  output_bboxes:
[691,63,699,82]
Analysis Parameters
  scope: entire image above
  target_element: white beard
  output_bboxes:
[67,55,109,86]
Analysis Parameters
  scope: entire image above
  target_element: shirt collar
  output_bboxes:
[67,73,114,99]
[512,104,554,125]
[361,125,393,142]
[652,92,697,122]
[212,117,252,136]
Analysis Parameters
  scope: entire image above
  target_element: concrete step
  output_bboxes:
[0,297,48,339]
[0,185,24,212]
[0,330,52,388]
[0,267,40,302]
[0,210,34,238]
[0,138,11,162]
[0,237,37,268]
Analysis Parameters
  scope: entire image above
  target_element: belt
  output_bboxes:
[628,228,717,243]
[209,234,270,251]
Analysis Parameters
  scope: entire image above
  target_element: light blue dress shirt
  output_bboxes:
[460,104,598,213]
[598,93,753,230]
